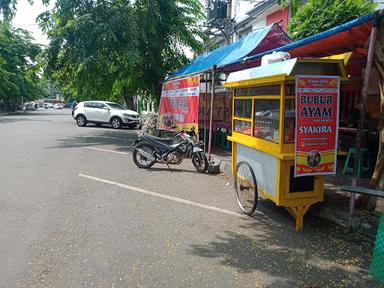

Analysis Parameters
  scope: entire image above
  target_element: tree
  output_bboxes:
[0,22,45,110]
[370,12,384,189]
[0,0,19,22]
[278,0,299,17]
[134,0,205,104]
[38,0,140,107]
[38,0,205,108]
[287,0,376,40]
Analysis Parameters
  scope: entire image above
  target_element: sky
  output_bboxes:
[12,0,55,45]
[11,0,256,46]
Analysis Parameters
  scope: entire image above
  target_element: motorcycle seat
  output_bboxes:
[142,133,173,144]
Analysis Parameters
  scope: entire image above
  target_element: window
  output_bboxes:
[233,99,252,135]
[84,102,96,108]
[238,26,252,38]
[285,84,295,96]
[234,120,251,135]
[234,99,252,118]
[107,103,125,110]
[253,99,280,143]
[284,99,295,143]
[235,85,280,97]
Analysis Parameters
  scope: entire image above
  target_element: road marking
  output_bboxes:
[84,146,129,155]
[79,173,243,217]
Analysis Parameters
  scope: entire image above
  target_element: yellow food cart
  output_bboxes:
[224,58,346,231]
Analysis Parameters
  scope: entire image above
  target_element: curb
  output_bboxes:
[220,159,232,178]
[0,111,23,116]
[209,157,232,177]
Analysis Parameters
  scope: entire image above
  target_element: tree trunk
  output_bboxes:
[154,82,162,109]
[124,95,136,111]
[369,79,384,189]
[370,14,384,189]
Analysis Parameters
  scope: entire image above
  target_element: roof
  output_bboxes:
[226,58,298,84]
[170,23,292,78]
[235,0,278,30]
[223,13,375,71]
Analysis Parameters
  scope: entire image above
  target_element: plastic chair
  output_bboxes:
[214,129,223,146]
[343,148,371,178]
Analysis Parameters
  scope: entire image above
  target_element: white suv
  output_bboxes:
[73,101,141,129]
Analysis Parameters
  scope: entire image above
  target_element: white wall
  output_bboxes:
[252,18,267,31]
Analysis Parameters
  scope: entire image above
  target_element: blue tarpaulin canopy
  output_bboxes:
[171,13,376,79]
[170,23,292,78]
[223,13,375,73]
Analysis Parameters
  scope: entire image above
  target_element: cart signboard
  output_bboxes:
[157,75,200,132]
[295,75,340,177]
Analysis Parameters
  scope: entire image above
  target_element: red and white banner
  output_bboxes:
[157,75,200,133]
[295,75,340,177]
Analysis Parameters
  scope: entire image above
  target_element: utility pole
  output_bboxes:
[225,0,232,45]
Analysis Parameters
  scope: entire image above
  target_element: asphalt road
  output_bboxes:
[0,110,381,287]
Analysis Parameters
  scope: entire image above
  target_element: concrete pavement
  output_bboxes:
[0,110,381,287]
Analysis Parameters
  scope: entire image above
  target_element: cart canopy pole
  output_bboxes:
[349,25,378,229]
[204,72,208,153]
[208,66,216,160]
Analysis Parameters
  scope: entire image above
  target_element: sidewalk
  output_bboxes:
[210,147,381,238]
[209,146,232,176]
[0,111,22,116]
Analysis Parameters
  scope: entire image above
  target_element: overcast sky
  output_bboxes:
[12,0,54,45]
[11,0,254,47]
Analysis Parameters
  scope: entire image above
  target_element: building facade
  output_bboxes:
[205,0,290,51]
[205,0,384,51]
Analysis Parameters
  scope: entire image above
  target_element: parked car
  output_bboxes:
[71,102,78,117]
[53,103,64,109]
[73,101,141,129]
[24,102,36,111]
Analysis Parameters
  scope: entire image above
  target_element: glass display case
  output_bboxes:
[253,99,280,143]
[284,99,295,143]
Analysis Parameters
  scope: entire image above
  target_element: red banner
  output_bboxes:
[157,75,200,133]
[295,76,340,177]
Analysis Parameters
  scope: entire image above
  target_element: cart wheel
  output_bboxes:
[234,161,258,215]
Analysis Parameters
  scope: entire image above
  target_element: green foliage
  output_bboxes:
[38,0,205,108]
[288,0,376,41]
[278,0,299,17]
[0,22,45,109]
[39,0,140,106]
[0,0,19,22]
[134,0,205,104]
[0,0,50,22]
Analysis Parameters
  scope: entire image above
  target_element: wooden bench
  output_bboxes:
[342,185,384,230]
[337,150,348,157]
[341,185,384,198]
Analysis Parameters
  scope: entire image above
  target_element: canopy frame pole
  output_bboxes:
[348,25,377,230]
[208,66,217,160]
[204,72,208,153]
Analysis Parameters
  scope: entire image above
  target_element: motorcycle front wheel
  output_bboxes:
[133,143,156,169]
[192,151,208,173]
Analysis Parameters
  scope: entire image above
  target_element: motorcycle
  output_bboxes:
[131,130,208,173]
